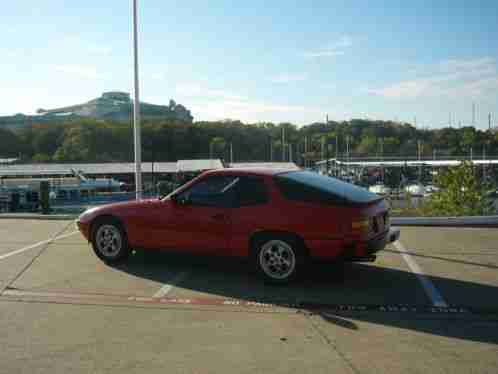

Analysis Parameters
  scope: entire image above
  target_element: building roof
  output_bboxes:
[0,162,177,176]
[207,167,298,176]
[0,158,18,164]
[176,159,224,172]
[315,159,498,168]
[229,162,299,169]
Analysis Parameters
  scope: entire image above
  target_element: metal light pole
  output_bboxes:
[281,125,286,162]
[132,0,142,200]
[304,136,308,168]
[269,137,273,162]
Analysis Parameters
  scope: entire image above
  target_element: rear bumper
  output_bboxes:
[365,227,400,254]
[306,227,401,261]
[341,227,400,262]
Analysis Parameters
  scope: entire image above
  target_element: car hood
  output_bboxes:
[78,198,162,223]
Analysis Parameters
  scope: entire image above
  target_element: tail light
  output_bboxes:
[351,218,369,236]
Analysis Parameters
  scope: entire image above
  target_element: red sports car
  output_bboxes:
[77,168,400,283]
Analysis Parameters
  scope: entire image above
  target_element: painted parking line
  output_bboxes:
[3,288,491,315]
[152,271,189,298]
[393,241,448,308]
[0,231,79,262]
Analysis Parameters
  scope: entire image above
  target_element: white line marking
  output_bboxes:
[153,271,189,298]
[0,231,79,261]
[393,241,448,308]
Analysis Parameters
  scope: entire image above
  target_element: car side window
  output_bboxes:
[235,177,269,206]
[274,177,343,205]
[177,175,237,207]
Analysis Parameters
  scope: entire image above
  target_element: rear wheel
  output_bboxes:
[252,236,305,284]
[91,218,130,264]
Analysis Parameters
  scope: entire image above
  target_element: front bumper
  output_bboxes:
[76,220,90,241]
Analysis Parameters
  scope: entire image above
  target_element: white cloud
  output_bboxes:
[190,98,323,123]
[55,65,102,79]
[151,72,166,80]
[62,36,111,55]
[270,72,308,84]
[369,57,498,99]
[175,83,246,101]
[86,44,111,55]
[175,83,325,123]
[303,35,352,59]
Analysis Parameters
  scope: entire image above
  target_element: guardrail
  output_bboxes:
[392,216,498,228]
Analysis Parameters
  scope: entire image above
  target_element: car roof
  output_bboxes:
[205,167,299,177]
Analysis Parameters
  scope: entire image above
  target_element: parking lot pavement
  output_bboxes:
[308,312,498,374]
[0,219,75,256]
[394,227,498,309]
[0,301,358,374]
[1,220,497,374]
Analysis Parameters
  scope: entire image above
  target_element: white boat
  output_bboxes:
[404,183,425,196]
[369,183,391,195]
[424,185,439,196]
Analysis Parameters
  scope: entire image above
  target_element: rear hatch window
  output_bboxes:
[274,171,382,205]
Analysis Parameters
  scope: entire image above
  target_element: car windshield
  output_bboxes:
[277,170,381,204]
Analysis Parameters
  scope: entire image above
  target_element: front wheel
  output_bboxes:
[252,237,304,284]
[91,219,130,264]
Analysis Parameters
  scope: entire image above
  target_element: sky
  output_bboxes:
[1,0,497,127]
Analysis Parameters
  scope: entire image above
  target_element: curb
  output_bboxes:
[392,215,498,228]
[0,214,77,221]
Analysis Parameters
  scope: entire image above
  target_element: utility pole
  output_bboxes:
[321,136,325,161]
[417,140,422,181]
[230,142,233,164]
[335,135,338,160]
[483,145,487,181]
[281,125,285,162]
[289,143,293,163]
[346,136,350,161]
[132,0,142,200]
[269,137,273,162]
[489,113,492,130]
[304,136,308,168]
[470,147,473,161]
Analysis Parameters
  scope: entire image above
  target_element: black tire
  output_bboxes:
[251,235,306,284]
[91,217,131,264]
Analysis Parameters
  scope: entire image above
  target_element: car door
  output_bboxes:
[228,176,272,256]
[157,175,237,254]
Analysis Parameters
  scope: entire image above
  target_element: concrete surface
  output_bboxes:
[0,220,497,374]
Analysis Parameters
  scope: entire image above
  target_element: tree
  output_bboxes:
[424,161,492,216]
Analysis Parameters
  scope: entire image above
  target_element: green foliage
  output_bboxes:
[1,118,498,169]
[423,161,492,216]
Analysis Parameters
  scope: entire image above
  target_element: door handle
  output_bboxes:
[211,213,226,221]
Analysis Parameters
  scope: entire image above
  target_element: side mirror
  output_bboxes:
[171,194,188,205]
